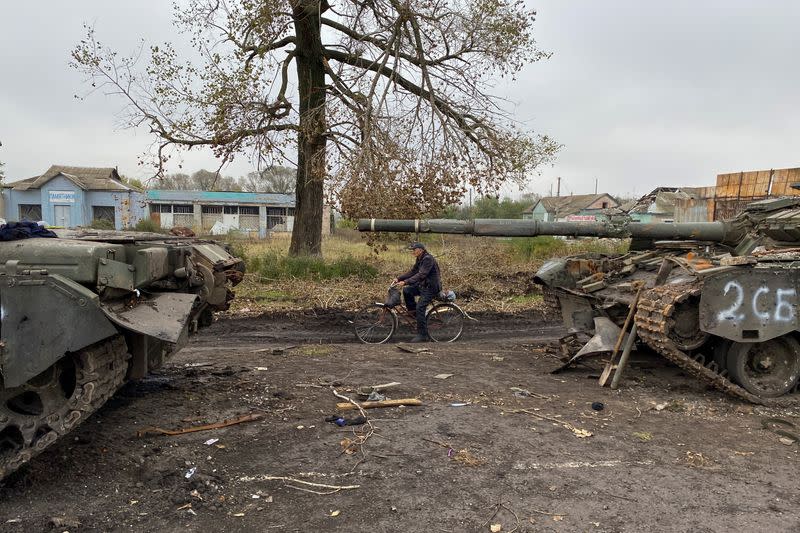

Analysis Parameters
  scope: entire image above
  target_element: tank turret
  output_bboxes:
[358,196,800,405]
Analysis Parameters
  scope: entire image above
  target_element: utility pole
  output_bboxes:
[595,177,598,195]
[556,176,561,197]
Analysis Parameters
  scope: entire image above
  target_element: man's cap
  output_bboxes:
[408,242,426,250]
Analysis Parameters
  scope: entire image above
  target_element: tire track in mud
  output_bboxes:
[198,310,565,345]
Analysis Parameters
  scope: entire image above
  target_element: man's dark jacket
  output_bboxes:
[398,251,441,292]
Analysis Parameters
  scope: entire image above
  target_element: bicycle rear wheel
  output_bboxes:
[353,303,397,344]
[427,303,465,342]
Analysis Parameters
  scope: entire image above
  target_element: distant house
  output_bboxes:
[522,193,619,222]
[628,187,715,223]
[1,165,146,229]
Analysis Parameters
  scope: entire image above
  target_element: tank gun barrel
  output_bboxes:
[358,218,738,243]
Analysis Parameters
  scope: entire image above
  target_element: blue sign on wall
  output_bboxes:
[49,190,76,203]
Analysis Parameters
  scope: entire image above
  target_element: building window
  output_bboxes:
[19,204,42,221]
[151,204,172,213]
[173,204,193,214]
[239,206,259,215]
[602,202,609,208]
[93,206,116,225]
[223,205,238,214]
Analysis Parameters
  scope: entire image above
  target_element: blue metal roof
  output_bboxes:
[146,190,295,206]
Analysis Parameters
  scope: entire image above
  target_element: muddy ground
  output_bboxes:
[1,310,799,532]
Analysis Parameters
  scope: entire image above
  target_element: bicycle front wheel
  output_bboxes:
[427,303,465,342]
[353,303,397,344]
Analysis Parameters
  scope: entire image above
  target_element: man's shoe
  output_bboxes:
[410,334,429,343]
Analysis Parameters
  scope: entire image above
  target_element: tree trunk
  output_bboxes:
[289,0,327,257]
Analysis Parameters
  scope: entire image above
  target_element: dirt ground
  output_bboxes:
[1,310,799,532]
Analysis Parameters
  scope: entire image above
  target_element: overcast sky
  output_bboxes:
[1,1,798,198]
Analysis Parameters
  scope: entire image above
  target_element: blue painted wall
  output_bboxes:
[2,176,145,229]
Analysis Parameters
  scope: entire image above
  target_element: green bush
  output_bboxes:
[226,240,249,262]
[89,218,115,230]
[249,251,378,281]
[506,236,629,262]
[507,236,569,262]
[336,218,357,229]
[133,218,165,233]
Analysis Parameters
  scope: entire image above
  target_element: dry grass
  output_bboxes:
[227,230,628,314]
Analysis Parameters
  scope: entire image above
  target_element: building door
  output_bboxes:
[54,205,71,227]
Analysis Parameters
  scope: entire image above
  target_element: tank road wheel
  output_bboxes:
[0,336,129,479]
[353,304,397,344]
[668,298,709,351]
[710,339,733,374]
[726,336,800,398]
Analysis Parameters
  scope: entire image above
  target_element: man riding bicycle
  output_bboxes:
[393,242,441,343]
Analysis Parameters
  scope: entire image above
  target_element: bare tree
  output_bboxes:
[148,170,241,190]
[242,166,296,193]
[71,0,558,256]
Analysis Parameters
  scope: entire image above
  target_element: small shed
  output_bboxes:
[1,165,146,229]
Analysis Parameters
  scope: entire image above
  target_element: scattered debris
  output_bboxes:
[330,510,341,517]
[509,409,593,438]
[50,516,81,529]
[591,402,604,411]
[397,344,431,353]
[204,438,220,446]
[336,398,422,411]
[779,437,796,446]
[325,415,367,427]
[450,402,469,407]
[252,345,298,354]
[239,475,360,495]
[137,413,264,437]
[451,448,485,466]
[366,391,386,401]
[632,432,652,442]
[356,382,401,398]
[185,466,197,479]
[684,451,714,468]
[491,356,504,362]
[509,387,549,400]
[480,502,521,533]
[434,373,454,380]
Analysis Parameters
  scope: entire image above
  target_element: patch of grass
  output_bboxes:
[297,345,332,356]
[251,290,293,302]
[133,218,165,233]
[89,218,115,230]
[249,251,379,281]
[507,294,543,304]
[505,236,628,263]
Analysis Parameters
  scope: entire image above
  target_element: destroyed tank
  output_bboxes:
[0,226,244,478]
[359,197,800,406]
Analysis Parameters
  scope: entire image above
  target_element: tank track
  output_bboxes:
[636,283,800,407]
[0,336,130,478]
[541,287,563,319]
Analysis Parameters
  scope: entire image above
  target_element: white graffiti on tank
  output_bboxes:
[717,280,796,323]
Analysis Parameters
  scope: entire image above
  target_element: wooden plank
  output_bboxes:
[336,398,422,410]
